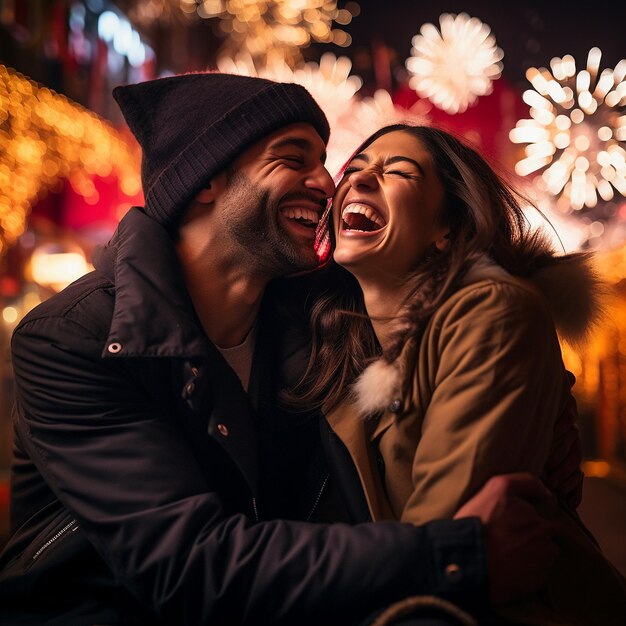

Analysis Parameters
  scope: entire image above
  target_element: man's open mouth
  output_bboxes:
[280,207,320,229]
[341,203,386,233]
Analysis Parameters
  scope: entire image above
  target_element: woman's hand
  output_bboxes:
[454,473,558,605]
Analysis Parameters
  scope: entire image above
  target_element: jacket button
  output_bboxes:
[444,563,463,583]
[388,399,402,413]
[107,342,122,354]
[184,382,195,396]
[217,424,229,437]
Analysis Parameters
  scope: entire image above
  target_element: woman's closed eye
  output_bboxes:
[342,165,419,179]
[386,169,418,179]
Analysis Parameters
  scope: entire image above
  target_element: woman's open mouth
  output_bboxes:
[341,203,387,233]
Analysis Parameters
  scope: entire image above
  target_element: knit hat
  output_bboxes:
[113,72,330,228]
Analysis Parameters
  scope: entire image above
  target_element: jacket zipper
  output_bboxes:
[252,497,259,522]
[32,519,78,561]
[251,472,329,523]
[306,473,329,521]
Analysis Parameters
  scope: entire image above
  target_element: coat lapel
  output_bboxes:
[371,410,396,441]
[325,402,395,521]
[204,304,280,500]
[205,343,259,497]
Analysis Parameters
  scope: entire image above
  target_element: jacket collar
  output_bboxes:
[351,251,603,419]
[94,208,207,359]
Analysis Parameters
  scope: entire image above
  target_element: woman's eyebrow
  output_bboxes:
[385,155,425,175]
[350,152,425,175]
[350,152,369,163]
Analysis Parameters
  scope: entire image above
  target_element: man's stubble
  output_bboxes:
[218,171,319,277]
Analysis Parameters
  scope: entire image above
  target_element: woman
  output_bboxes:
[292,124,625,625]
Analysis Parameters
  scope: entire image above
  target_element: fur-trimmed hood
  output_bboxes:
[462,254,605,347]
[352,253,605,417]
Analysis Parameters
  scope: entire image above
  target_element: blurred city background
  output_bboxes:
[0,0,624,574]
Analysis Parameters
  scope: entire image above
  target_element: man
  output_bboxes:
[0,73,571,625]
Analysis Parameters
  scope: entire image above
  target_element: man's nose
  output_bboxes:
[305,163,336,199]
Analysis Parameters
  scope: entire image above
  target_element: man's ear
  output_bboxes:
[194,171,228,204]
[435,229,451,252]
[195,184,213,204]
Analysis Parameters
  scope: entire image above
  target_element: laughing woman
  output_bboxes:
[292,125,625,625]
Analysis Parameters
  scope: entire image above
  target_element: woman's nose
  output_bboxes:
[348,168,378,189]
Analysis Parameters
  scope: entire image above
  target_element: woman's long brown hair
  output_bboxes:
[285,124,562,413]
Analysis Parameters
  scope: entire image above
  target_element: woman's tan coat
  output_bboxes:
[326,256,626,626]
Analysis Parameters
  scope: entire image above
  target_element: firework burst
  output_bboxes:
[405,12,503,114]
[510,47,626,215]
[216,52,362,124]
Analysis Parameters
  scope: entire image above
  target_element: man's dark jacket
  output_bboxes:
[0,209,486,625]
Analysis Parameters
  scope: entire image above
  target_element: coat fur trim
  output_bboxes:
[529,253,606,347]
[352,358,402,418]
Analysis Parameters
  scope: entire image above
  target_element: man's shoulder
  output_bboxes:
[15,270,115,342]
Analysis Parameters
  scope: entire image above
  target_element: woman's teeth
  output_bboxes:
[341,203,386,232]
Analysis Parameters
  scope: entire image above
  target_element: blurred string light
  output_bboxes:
[405,13,503,114]
[30,244,90,292]
[510,48,626,218]
[130,0,360,65]
[98,10,152,67]
[125,0,189,25]
[194,0,357,64]
[560,238,626,415]
[0,65,141,256]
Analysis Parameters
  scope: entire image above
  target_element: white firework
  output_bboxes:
[329,90,431,174]
[510,47,626,215]
[405,12,503,114]
[217,52,362,129]
[347,90,431,138]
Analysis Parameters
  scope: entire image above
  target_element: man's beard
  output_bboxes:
[219,171,319,276]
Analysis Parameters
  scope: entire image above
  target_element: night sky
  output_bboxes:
[344,0,625,91]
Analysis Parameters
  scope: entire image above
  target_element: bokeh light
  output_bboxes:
[136,0,359,65]
[0,65,141,256]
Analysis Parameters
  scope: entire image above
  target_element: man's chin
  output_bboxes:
[279,229,319,270]
[276,242,319,275]
[286,252,319,274]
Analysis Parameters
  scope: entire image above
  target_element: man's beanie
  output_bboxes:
[113,73,330,228]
